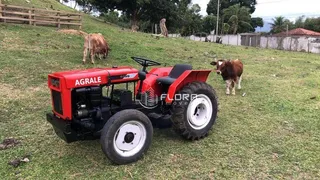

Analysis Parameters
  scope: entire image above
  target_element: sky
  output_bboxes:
[192,0,320,21]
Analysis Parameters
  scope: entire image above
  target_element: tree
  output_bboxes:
[76,0,96,13]
[206,0,257,34]
[222,23,230,34]
[304,17,320,32]
[206,0,229,16]
[250,17,263,32]
[206,0,257,16]
[269,16,287,33]
[202,15,217,34]
[294,15,305,28]
[283,19,294,31]
[231,0,257,14]
[92,0,181,32]
[100,11,120,24]
[169,1,204,36]
[92,0,151,31]
[223,4,252,34]
[62,0,95,13]
[141,0,178,32]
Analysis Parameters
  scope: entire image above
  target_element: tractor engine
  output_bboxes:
[72,86,104,131]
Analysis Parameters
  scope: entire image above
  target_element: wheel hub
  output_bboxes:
[187,94,213,130]
[124,132,135,143]
[113,121,147,157]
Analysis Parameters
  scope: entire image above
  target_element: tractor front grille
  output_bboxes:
[52,90,63,115]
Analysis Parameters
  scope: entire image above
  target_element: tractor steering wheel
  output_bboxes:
[131,57,161,69]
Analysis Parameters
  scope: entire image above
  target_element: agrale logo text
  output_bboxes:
[75,76,102,86]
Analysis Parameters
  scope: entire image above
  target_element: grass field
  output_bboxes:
[1,0,320,179]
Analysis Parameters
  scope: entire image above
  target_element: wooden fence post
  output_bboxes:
[28,10,32,25]
[67,14,70,29]
[3,3,7,23]
[0,0,2,22]
[79,13,82,30]
[33,7,36,26]
[57,11,60,29]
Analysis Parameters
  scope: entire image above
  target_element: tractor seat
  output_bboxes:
[156,64,192,85]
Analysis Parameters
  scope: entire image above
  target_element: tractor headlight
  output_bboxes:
[51,78,60,88]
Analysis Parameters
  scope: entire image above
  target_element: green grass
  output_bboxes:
[2,0,76,11]
[1,1,320,179]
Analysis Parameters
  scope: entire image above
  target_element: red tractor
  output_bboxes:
[46,57,218,164]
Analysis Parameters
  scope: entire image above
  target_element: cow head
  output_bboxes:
[210,59,230,75]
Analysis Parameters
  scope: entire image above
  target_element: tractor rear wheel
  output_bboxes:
[100,109,153,165]
[170,81,218,140]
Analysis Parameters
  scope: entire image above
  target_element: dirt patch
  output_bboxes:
[0,83,46,100]
[57,29,88,37]
[0,138,20,150]
[0,32,23,50]
[0,84,27,100]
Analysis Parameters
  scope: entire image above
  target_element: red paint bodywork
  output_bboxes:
[135,67,172,97]
[164,70,212,103]
[48,66,139,120]
[47,65,212,120]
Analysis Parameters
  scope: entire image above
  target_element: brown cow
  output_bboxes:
[210,59,243,95]
[83,33,110,64]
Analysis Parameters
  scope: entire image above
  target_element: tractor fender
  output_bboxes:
[164,70,212,104]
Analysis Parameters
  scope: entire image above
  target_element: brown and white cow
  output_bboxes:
[83,33,110,64]
[210,59,243,95]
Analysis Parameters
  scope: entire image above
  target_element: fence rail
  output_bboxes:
[0,1,82,29]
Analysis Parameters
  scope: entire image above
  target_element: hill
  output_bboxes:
[2,0,75,11]
[1,0,320,179]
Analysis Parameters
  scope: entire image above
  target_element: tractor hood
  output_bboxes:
[48,66,139,89]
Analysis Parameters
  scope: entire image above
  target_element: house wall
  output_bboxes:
[188,34,241,45]
[172,33,320,54]
[258,36,320,53]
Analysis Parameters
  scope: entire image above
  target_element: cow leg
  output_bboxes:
[237,75,242,89]
[231,81,236,95]
[82,47,88,64]
[97,53,102,60]
[225,80,232,95]
[90,49,95,64]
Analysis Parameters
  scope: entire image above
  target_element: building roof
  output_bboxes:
[275,28,320,36]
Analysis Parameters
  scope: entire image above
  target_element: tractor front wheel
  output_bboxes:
[170,81,218,140]
[100,109,153,165]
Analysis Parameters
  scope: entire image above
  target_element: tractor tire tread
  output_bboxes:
[170,81,218,140]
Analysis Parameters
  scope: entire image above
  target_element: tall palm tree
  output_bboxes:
[223,4,252,34]
[269,16,286,33]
